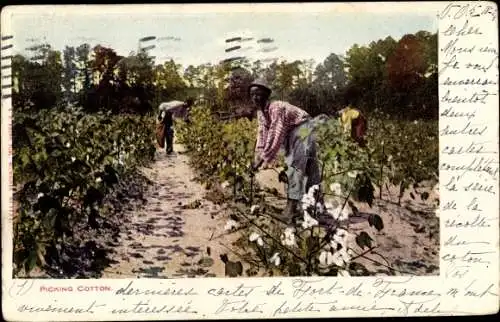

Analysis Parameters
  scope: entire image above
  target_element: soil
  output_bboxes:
[100,143,440,278]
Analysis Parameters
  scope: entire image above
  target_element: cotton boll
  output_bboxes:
[281,227,297,247]
[302,211,319,229]
[257,237,264,247]
[249,232,260,242]
[339,205,351,221]
[328,205,342,220]
[329,183,342,196]
[319,251,328,266]
[270,253,281,266]
[339,248,351,263]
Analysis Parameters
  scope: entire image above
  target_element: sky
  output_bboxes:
[4,3,439,68]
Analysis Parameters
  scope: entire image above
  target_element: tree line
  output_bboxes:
[12,30,437,120]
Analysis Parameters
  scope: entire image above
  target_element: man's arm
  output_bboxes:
[260,105,287,165]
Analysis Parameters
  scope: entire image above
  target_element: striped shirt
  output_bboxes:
[255,101,310,163]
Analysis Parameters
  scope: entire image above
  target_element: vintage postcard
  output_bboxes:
[1,2,498,320]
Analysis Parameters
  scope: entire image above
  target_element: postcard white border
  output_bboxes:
[1,2,499,320]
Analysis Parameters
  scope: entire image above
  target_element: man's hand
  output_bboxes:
[250,158,264,173]
[261,159,280,170]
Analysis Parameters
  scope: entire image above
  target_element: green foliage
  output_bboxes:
[176,105,256,190]
[180,108,437,276]
[315,112,438,202]
[9,27,438,278]
[12,106,156,276]
[366,113,439,187]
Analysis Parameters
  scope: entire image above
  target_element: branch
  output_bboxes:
[209,222,250,241]
[349,248,416,276]
[217,242,262,268]
[371,250,392,268]
[348,245,377,261]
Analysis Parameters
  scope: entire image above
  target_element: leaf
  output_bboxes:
[25,249,38,273]
[298,127,312,140]
[34,195,61,213]
[356,177,375,207]
[43,208,58,230]
[368,214,384,231]
[355,231,373,250]
[348,262,370,276]
[288,262,302,276]
[36,244,47,266]
[198,256,214,268]
[83,187,104,206]
[420,191,429,201]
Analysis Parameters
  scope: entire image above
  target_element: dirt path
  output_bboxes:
[102,144,237,278]
[102,144,439,278]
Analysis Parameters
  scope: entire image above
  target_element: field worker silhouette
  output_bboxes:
[158,99,195,154]
[158,109,174,154]
[336,90,368,147]
[249,79,321,224]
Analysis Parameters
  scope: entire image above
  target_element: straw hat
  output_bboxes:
[248,78,272,95]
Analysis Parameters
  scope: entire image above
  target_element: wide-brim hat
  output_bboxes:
[248,78,272,95]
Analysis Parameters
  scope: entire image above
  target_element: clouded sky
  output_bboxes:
[4,3,439,68]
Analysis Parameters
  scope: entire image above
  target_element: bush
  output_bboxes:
[13,106,156,276]
[176,105,257,189]
[178,108,439,276]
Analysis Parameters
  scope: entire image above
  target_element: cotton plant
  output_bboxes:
[330,228,350,250]
[302,211,319,229]
[280,227,297,247]
[301,184,324,215]
[318,228,353,269]
[300,183,353,224]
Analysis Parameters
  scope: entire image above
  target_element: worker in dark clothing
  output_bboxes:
[158,110,174,154]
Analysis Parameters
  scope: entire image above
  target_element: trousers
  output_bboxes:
[284,119,321,201]
[165,127,174,153]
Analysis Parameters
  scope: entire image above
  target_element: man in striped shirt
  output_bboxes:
[249,79,321,223]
